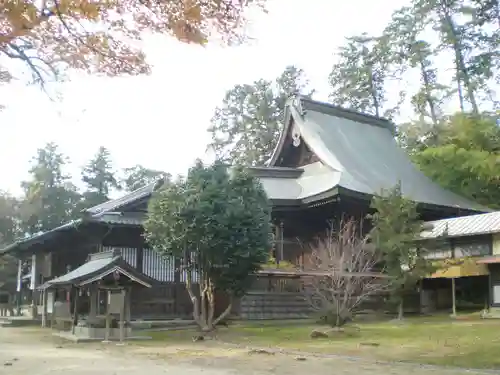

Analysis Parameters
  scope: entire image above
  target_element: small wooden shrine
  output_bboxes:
[38,250,156,342]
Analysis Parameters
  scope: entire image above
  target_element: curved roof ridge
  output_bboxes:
[84,178,164,215]
[298,96,395,133]
[267,95,485,212]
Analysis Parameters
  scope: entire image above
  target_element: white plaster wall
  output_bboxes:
[493,234,500,256]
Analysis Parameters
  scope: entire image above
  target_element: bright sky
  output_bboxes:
[0,0,434,196]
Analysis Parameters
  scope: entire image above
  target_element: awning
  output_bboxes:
[428,257,489,279]
[257,268,390,278]
[476,256,500,265]
[38,250,156,290]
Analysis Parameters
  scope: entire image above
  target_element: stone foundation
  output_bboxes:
[73,326,133,340]
[239,292,311,320]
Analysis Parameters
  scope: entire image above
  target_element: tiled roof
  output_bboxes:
[92,211,146,226]
[422,211,500,239]
[46,251,118,285]
[1,181,163,255]
[0,211,148,255]
[84,180,162,215]
[266,96,486,212]
[38,250,156,288]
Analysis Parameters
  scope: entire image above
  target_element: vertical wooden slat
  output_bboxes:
[16,259,22,292]
[279,221,284,263]
[102,247,137,267]
[136,247,143,273]
[140,249,176,282]
[174,257,181,314]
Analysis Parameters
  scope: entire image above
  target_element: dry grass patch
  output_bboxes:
[140,314,500,369]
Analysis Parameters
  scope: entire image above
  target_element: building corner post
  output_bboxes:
[451,277,457,317]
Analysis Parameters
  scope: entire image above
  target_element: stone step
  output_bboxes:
[130,319,196,330]
[0,317,40,327]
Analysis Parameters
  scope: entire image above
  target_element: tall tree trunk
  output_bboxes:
[185,268,202,327]
[397,299,404,320]
[335,299,341,327]
[367,65,381,117]
[207,279,215,327]
[439,2,479,114]
[418,58,439,126]
[212,295,233,327]
[199,276,208,329]
[455,72,466,113]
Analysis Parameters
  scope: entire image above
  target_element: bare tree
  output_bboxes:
[303,219,388,328]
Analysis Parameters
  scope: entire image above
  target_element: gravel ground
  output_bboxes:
[0,327,494,375]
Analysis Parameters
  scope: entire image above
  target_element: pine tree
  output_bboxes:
[81,146,120,207]
[208,65,314,166]
[369,183,434,320]
[19,142,81,234]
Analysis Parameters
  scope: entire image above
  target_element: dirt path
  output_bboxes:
[0,328,495,375]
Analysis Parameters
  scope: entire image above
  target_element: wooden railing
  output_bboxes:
[248,274,303,294]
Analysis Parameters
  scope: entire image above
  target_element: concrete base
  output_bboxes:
[481,308,500,319]
[52,331,152,343]
[73,326,133,339]
[130,319,196,330]
[0,316,41,327]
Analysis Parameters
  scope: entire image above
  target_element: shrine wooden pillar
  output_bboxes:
[103,312,111,342]
[451,278,457,317]
[71,287,79,335]
[275,220,285,264]
[88,285,98,320]
[30,254,39,318]
[16,259,22,316]
[118,288,126,343]
[41,289,48,327]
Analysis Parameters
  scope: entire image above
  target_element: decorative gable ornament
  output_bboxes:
[291,125,301,147]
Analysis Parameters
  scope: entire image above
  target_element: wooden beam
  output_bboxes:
[279,221,284,263]
[119,288,126,343]
[103,291,111,343]
[50,291,55,329]
[451,278,457,317]
[41,289,48,328]
[71,287,79,335]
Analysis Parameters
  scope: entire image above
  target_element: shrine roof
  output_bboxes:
[256,162,339,203]
[84,179,164,215]
[0,211,145,256]
[38,250,155,289]
[264,96,488,212]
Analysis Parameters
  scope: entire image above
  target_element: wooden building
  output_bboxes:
[421,211,500,316]
[0,97,486,321]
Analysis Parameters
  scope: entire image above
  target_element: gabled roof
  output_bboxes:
[38,250,156,289]
[263,96,487,212]
[422,211,500,240]
[0,181,162,255]
[84,179,163,215]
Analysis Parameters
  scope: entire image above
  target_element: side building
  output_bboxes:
[421,211,500,315]
[0,97,487,321]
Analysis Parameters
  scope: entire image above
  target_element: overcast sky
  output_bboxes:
[0,0,428,195]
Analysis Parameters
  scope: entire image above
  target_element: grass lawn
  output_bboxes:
[145,314,500,369]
